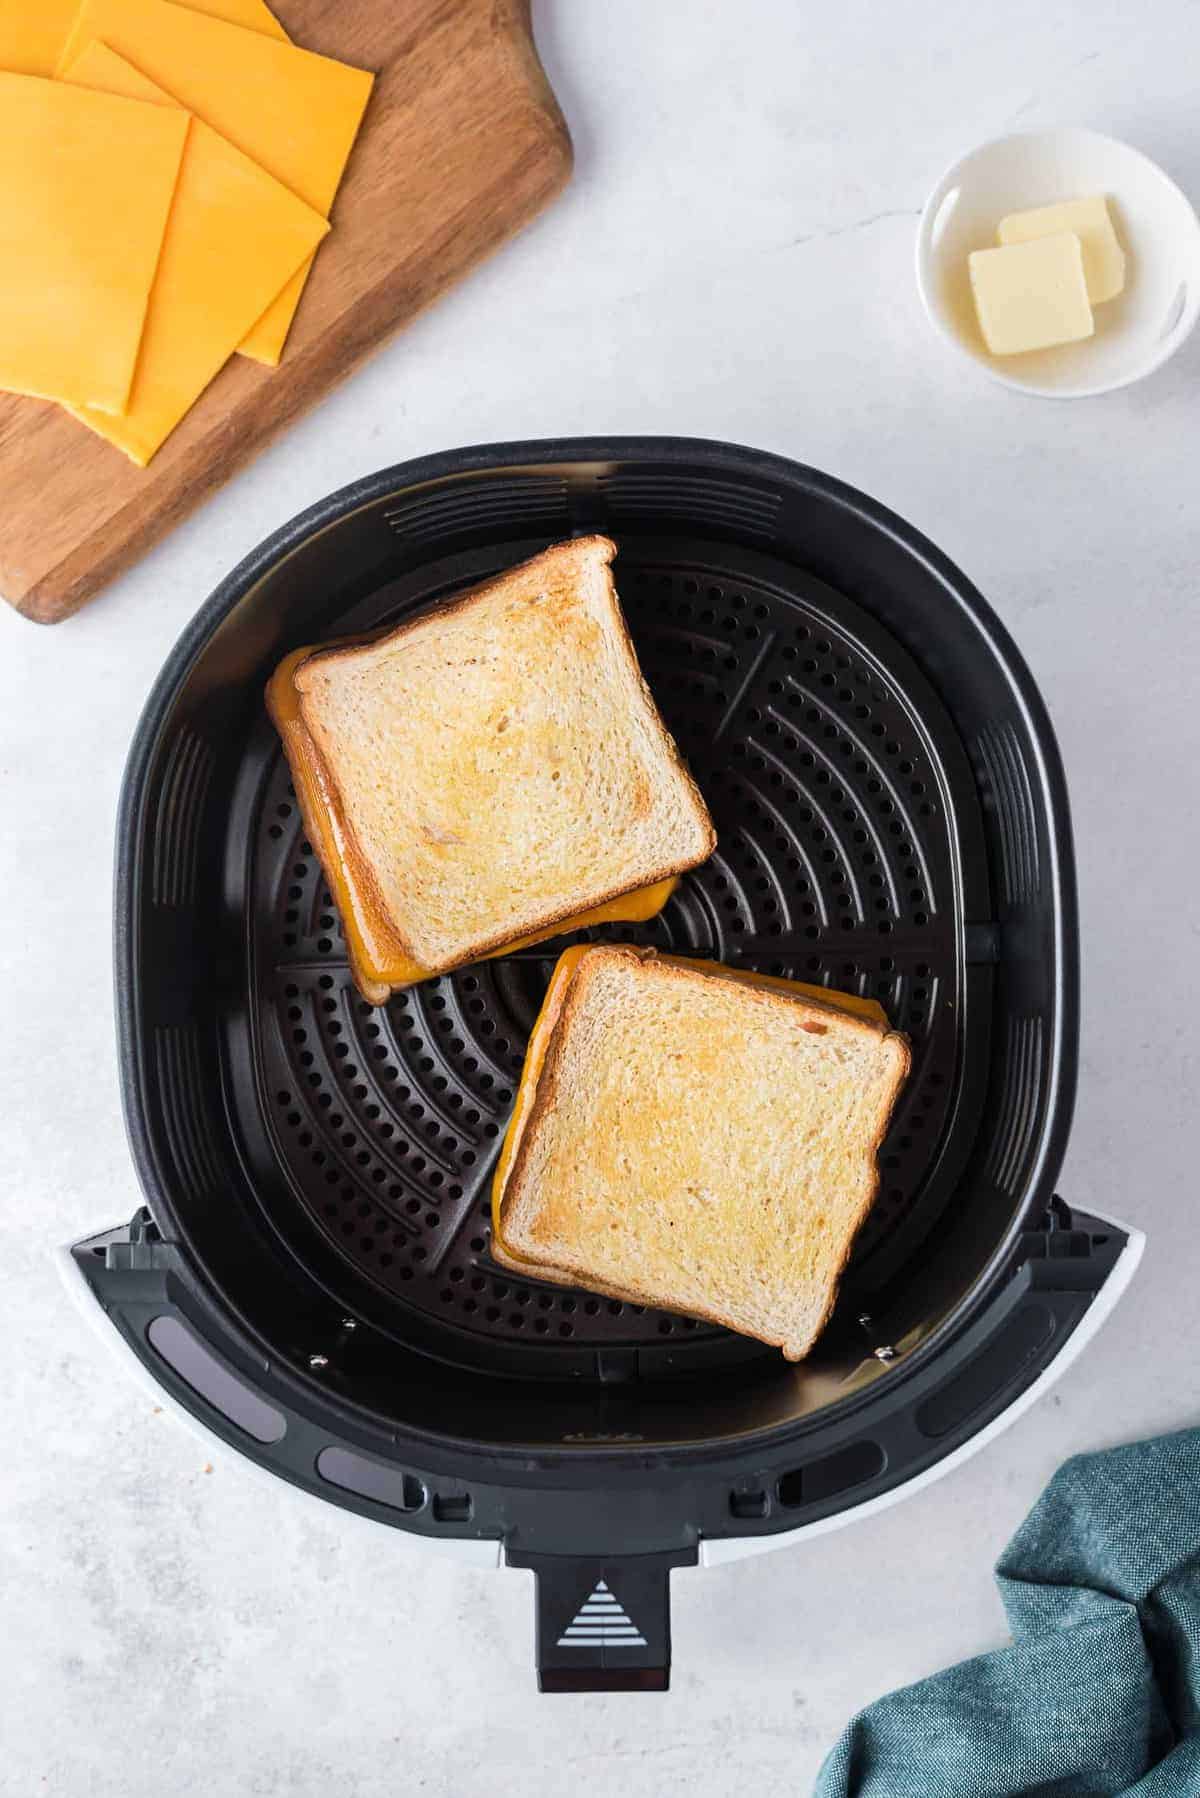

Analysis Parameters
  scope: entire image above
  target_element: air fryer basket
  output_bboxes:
[78,438,1129,1691]
[250,533,985,1377]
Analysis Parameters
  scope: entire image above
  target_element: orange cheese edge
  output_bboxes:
[59,0,296,379]
[57,0,373,368]
[490,949,890,1272]
[54,0,373,194]
[0,73,188,415]
[267,649,680,995]
[62,42,329,465]
[221,0,315,366]
[0,0,80,76]
[0,0,282,78]
[242,261,312,368]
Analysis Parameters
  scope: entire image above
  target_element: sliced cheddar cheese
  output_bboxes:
[61,43,329,466]
[0,0,80,77]
[56,0,289,68]
[193,0,288,41]
[58,0,373,366]
[244,266,315,369]
[176,0,308,368]
[11,0,288,81]
[0,73,187,415]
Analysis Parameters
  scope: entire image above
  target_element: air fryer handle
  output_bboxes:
[507,1548,695,1692]
[66,1226,697,1691]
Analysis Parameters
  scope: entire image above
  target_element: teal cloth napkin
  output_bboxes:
[815,1429,1200,1797]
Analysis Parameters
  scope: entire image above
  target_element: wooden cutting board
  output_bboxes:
[1,0,571,624]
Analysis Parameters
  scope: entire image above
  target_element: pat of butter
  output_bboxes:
[969,233,1094,356]
[998,196,1125,304]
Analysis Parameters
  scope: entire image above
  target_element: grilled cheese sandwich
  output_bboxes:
[267,538,714,1002]
[491,945,909,1358]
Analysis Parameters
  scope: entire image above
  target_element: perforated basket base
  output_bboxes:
[245,537,993,1377]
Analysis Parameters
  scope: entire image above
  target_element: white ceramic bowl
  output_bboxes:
[916,127,1200,397]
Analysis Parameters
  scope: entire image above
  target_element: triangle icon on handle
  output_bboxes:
[556,1577,648,1647]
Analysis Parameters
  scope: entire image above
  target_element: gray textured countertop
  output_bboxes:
[3,2,1198,1791]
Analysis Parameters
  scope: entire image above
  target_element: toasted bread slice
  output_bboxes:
[269,537,715,1002]
[490,949,891,1285]
[494,946,910,1360]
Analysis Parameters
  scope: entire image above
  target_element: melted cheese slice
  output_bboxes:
[268,650,679,996]
[491,949,888,1270]
[57,0,373,366]
[62,43,329,466]
[0,73,187,414]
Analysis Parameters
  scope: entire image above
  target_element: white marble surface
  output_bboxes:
[2,2,1199,1791]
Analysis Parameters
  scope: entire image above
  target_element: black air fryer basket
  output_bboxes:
[70,438,1135,1690]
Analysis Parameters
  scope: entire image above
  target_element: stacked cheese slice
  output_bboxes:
[0,0,373,465]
